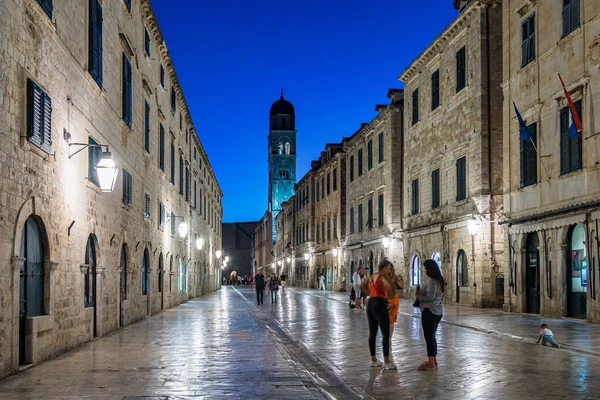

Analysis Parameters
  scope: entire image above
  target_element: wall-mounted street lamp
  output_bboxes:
[333,248,339,257]
[286,257,291,263]
[165,215,188,238]
[304,253,310,260]
[382,237,391,249]
[468,216,479,263]
[196,237,204,250]
[215,250,222,259]
[69,143,119,192]
[224,256,229,263]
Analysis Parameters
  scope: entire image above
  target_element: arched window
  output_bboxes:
[411,255,421,286]
[158,253,163,294]
[120,245,127,299]
[20,216,45,317]
[285,142,291,155]
[457,249,468,287]
[142,248,149,295]
[84,236,97,308]
[278,143,283,155]
[178,258,183,292]
[431,252,442,272]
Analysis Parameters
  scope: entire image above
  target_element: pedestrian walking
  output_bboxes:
[360,269,368,309]
[537,324,560,348]
[416,259,446,371]
[353,267,364,309]
[269,273,280,304]
[318,273,326,291]
[255,268,265,305]
[360,259,396,370]
[386,262,404,361]
[280,273,287,294]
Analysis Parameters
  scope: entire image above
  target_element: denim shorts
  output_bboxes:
[542,335,557,346]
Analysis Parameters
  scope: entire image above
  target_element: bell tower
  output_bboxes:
[268,90,296,243]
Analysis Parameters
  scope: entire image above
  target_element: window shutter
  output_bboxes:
[456,47,466,91]
[27,79,43,147]
[159,124,165,171]
[145,28,150,56]
[122,54,132,128]
[144,101,150,152]
[431,170,440,209]
[378,194,384,226]
[527,124,538,186]
[378,132,384,162]
[456,157,466,201]
[88,0,103,87]
[412,89,419,125]
[521,19,529,66]
[563,0,572,37]
[88,137,100,186]
[41,92,52,153]
[368,140,373,170]
[170,143,175,184]
[571,100,583,171]
[571,0,580,32]
[528,15,535,63]
[520,138,526,187]
[559,108,570,174]
[37,0,53,18]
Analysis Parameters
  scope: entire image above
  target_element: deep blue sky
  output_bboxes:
[151,1,458,222]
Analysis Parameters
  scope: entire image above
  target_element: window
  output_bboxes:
[412,88,419,125]
[88,0,103,87]
[178,259,182,292]
[457,249,468,286]
[122,54,132,128]
[159,124,165,171]
[285,142,291,154]
[431,169,440,209]
[560,100,582,175]
[84,236,96,308]
[144,28,150,56]
[142,249,148,295]
[194,147,197,160]
[143,192,150,219]
[170,143,175,184]
[194,181,197,208]
[358,204,363,233]
[378,132,384,163]
[431,69,440,110]
[171,87,176,113]
[367,199,373,230]
[349,207,354,234]
[179,155,184,195]
[521,14,536,67]
[26,79,52,153]
[203,196,207,218]
[199,188,203,215]
[456,156,467,201]
[367,139,373,170]
[36,0,53,18]
[456,47,466,92]
[321,222,325,243]
[411,179,419,215]
[358,149,363,176]
[349,155,355,181]
[20,217,45,317]
[563,0,581,37]
[326,173,331,195]
[378,194,384,227]
[170,212,175,236]
[88,136,101,187]
[122,169,132,206]
[160,64,165,87]
[159,202,165,228]
[120,245,127,300]
[321,177,325,200]
[123,0,131,12]
[316,223,320,243]
[180,114,183,130]
[333,168,337,191]
[411,256,421,286]
[144,100,150,152]
[185,167,190,202]
[333,216,338,239]
[520,123,538,187]
[327,219,331,241]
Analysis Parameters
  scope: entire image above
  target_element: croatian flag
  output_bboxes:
[513,102,530,142]
[558,73,583,138]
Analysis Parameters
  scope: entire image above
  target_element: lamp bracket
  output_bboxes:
[68,143,109,159]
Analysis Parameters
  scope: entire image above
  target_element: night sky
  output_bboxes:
[151,1,457,222]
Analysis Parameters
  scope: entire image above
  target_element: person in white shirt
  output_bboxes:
[537,324,560,348]
[318,273,326,291]
[353,267,364,309]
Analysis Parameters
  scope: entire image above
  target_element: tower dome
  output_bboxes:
[270,91,295,116]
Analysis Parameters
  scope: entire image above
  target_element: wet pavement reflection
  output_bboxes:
[1,286,599,399]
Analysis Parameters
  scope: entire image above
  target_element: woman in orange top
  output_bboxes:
[387,263,404,361]
[360,259,396,370]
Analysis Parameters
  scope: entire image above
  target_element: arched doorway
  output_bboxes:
[567,224,587,319]
[84,235,98,337]
[369,251,374,275]
[456,250,467,303]
[526,232,540,314]
[411,255,420,286]
[158,254,164,311]
[119,245,127,327]
[142,248,149,316]
[169,255,173,292]
[19,216,45,365]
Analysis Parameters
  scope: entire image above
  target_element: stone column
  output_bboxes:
[514,248,525,312]
[11,257,25,373]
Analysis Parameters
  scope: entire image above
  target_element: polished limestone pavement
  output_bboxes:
[1,286,600,399]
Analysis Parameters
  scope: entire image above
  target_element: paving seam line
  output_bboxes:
[231,286,374,400]
[290,289,599,359]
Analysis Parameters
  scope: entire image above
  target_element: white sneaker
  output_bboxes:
[383,362,397,370]
[371,360,382,367]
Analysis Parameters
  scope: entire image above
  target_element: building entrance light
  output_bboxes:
[68,143,119,193]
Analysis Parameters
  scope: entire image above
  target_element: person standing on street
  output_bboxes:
[353,266,364,309]
[269,273,280,304]
[280,272,287,294]
[360,259,396,370]
[318,273,326,291]
[255,268,265,305]
[416,259,445,371]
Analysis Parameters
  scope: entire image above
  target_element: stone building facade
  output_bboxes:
[274,197,294,277]
[399,0,504,308]
[501,0,600,321]
[253,212,272,274]
[343,91,404,291]
[291,168,316,287]
[0,0,222,378]
[313,144,346,291]
[222,222,256,278]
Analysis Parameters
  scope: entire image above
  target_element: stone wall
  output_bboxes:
[0,0,222,379]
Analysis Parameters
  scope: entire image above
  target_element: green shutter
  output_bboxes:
[559,108,570,174]
[378,132,384,162]
[88,137,100,186]
[144,100,150,152]
[123,54,132,128]
[88,0,103,87]
[563,0,572,37]
[159,124,165,171]
[571,0,581,32]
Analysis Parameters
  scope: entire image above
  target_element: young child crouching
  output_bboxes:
[537,324,560,348]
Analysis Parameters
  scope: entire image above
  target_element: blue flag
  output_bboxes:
[513,102,530,142]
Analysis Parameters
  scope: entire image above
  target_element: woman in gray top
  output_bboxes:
[415,259,446,371]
